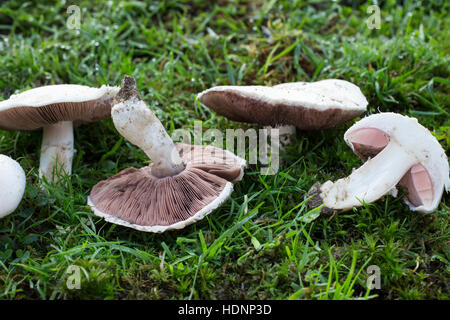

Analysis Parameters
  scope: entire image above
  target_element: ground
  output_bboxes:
[0,0,449,300]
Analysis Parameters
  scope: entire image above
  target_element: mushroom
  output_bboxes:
[0,155,26,218]
[0,84,120,182]
[197,79,368,134]
[87,76,246,232]
[307,112,450,214]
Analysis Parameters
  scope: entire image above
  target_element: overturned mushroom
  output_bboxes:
[0,155,26,218]
[197,79,368,131]
[88,76,246,232]
[308,113,450,213]
[0,84,120,182]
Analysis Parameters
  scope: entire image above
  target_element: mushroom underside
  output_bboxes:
[348,127,434,208]
[89,167,231,230]
[0,99,114,131]
[175,143,246,182]
[88,143,246,230]
[200,91,363,130]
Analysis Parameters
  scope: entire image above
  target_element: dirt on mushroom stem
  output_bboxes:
[306,183,336,216]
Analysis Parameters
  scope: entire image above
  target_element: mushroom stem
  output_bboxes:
[319,141,417,211]
[111,77,185,178]
[39,121,74,182]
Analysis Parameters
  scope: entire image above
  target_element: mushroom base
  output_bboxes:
[306,183,337,215]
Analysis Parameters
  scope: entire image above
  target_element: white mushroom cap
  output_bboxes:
[198,79,368,112]
[197,79,368,129]
[0,84,119,109]
[0,155,26,218]
[0,84,120,130]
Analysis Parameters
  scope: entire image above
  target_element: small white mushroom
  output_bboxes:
[0,155,26,218]
[0,84,119,183]
[308,113,450,214]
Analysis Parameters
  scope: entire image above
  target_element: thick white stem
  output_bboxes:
[111,98,184,177]
[39,121,74,182]
[320,141,417,211]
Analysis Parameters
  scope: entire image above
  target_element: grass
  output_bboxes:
[0,0,449,300]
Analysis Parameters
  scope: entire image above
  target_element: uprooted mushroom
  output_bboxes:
[197,79,369,148]
[307,112,450,214]
[0,84,119,183]
[88,76,246,232]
